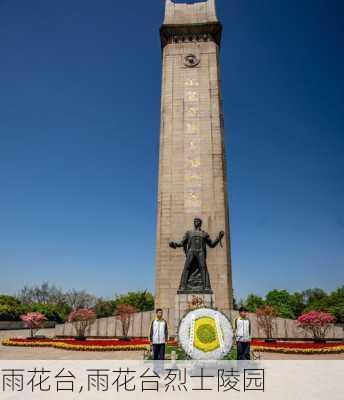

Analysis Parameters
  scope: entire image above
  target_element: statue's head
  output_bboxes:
[194,217,202,229]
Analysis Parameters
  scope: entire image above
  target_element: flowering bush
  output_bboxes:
[20,312,47,338]
[68,308,96,339]
[297,311,336,340]
[256,305,278,339]
[114,304,138,338]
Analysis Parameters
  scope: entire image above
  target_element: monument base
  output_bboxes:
[174,292,215,336]
[177,288,213,295]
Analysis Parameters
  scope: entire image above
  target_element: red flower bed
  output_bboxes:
[2,338,178,352]
[3,338,343,354]
[251,340,343,349]
[251,339,344,354]
[9,338,151,346]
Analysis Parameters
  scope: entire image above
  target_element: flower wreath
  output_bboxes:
[178,307,233,360]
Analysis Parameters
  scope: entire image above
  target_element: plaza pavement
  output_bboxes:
[0,329,145,359]
[0,328,55,340]
[0,344,145,360]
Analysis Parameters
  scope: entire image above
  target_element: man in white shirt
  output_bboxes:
[149,308,168,360]
[234,307,251,360]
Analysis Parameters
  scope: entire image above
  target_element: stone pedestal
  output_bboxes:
[174,293,215,336]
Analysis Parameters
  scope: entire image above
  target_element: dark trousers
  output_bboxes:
[152,343,165,360]
[180,250,211,290]
[237,341,251,360]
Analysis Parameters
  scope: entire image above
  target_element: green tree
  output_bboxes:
[29,303,71,323]
[265,289,296,319]
[113,290,154,312]
[289,292,306,317]
[244,294,265,312]
[232,292,239,311]
[326,286,344,325]
[0,295,28,321]
[94,299,117,318]
[0,304,28,321]
[302,288,328,310]
[0,295,21,307]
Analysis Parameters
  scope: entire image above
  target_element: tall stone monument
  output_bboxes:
[155,0,233,318]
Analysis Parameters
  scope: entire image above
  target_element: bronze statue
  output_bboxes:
[169,217,224,293]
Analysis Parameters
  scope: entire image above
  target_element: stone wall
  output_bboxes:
[55,310,174,338]
[0,321,55,331]
[55,309,343,340]
[242,312,343,340]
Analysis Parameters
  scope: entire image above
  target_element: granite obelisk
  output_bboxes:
[155,0,233,315]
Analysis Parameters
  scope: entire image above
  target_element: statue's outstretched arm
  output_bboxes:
[169,232,188,249]
[206,231,224,248]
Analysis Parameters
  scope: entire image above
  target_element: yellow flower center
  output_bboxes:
[194,317,220,352]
